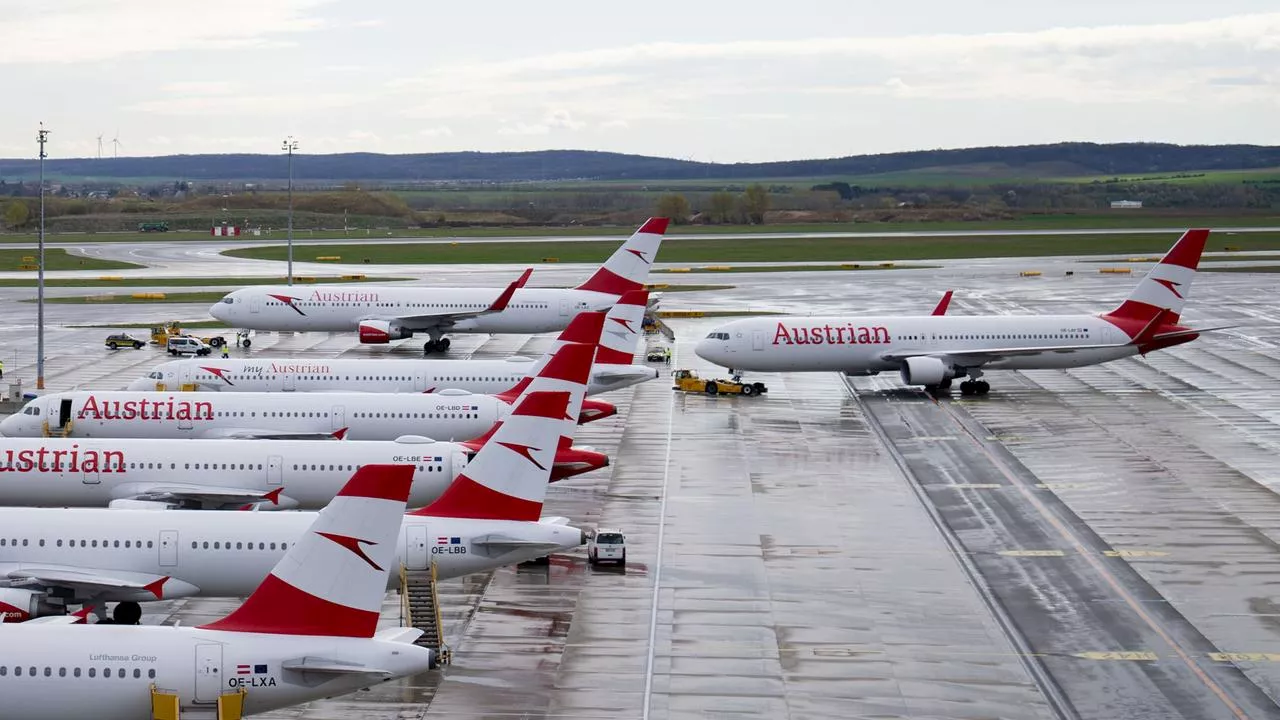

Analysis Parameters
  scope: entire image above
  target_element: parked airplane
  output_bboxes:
[0,326,615,440]
[0,431,605,511]
[208,218,669,352]
[695,229,1223,395]
[130,290,655,396]
[0,385,586,625]
[0,464,438,719]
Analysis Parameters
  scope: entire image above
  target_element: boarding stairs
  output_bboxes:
[150,685,246,720]
[400,561,452,665]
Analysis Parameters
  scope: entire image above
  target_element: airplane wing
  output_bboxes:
[110,483,289,509]
[368,268,532,332]
[4,566,179,600]
[20,608,93,625]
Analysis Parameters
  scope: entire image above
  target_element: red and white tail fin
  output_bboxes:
[412,391,572,521]
[596,290,648,365]
[1103,228,1208,327]
[200,464,414,637]
[574,217,668,296]
[504,311,606,389]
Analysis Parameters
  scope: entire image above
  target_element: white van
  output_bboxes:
[166,336,212,356]
[588,528,626,567]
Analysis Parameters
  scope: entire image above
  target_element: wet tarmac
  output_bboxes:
[3,235,1280,717]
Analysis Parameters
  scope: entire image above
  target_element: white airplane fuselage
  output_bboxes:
[0,507,585,605]
[0,436,462,509]
[210,285,619,334]
[0,390,502,441]
[696,315,1139,373]
[0,624,433,720]
[127,356,655,396]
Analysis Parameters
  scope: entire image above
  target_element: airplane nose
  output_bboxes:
[694,337,716,362]
[126,378,150,391]
[208,302,224,320]
[0,414,17,436]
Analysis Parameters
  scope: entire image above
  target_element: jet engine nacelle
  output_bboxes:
[899,356,956,386]
[0,588,58,622]
[358,320,412,344]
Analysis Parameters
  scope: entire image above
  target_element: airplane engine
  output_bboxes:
[0,588,59,622]
[358,320,412,344]
[899,356,956,386]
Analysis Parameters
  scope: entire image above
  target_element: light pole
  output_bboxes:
[36,123,49,391]
[282,136,298,286]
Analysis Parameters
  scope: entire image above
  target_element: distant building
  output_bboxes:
[1110,200,1143,209]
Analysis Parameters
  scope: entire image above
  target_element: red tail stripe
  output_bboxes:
[334,464,415,502]
[494,377,531,405]
[556,312,607,344]
[532,342,595,385]
[511,391,572,420]
[579,399,617,423]
[638,217,670,235]
[616,289,649,306]
[1158,228,1210,270]
[199,574,379,637]
[575,267,645,296]
[410,474,543,520]
[594,346,634,365]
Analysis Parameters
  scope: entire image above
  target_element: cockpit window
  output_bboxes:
[24,406,40,416]
[148,371,163,379]
[704,332,729,340]
[221,297,234,304]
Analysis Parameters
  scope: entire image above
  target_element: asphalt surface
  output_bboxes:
[4,234,1280,718]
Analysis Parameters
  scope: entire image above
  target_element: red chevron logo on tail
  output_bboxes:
[1153,278,1184,299]
[625,249,651,264]
[498,441,547,470]
[268,294,307,316]
[316,532,383,571]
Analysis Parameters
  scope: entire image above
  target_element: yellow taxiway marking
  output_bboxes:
[1074,651,1159,661]
[999,549,1067,557]
[1209,653,1280,663]
[1104,549,1170,558]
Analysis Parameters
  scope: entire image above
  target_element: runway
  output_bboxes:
[3,235,1280,717]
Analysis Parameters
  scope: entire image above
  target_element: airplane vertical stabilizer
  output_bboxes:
[1103,228,1209,327]
[574,217,668,295]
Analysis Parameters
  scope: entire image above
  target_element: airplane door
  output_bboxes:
[406,525,429,570]
[267,455,283,485]
[414,371,425,392]
[59,398,73,428]
[559,298,571,317]
[179,366,192,387]
[332,405,345,430]
[82,468,100,485]
[178,413,194,430]
[249,295,262,314]
[752,330,765,351]
[158,530,178,567]
[194,644,223,704]
[283,374,295,391]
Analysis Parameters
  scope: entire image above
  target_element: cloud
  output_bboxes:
[417,126,454,138]
[0,0,330,65]
[125,92,365,116]
[353,19,384,28]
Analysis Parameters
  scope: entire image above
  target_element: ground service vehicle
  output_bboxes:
[104,333,146,350]
[646,346,671,363]
[166,336,212,356]
[589,528,627,566]
[151,321,228,348]
[672,369,767,396]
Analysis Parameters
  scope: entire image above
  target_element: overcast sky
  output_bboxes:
[2,1,1277,162]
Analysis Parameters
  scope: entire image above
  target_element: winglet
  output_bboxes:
[263,487,284,506]
[931,290,953,316]
[199,464,414,637]
[332,427,348,440]
[486,268,533,313]
[144,577,169,600]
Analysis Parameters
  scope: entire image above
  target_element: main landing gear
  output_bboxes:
[423,337,451,354]
[959,380,990,396]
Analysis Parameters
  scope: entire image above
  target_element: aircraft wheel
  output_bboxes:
[439,338,451,351]
[423,340,437,353]
[705,382,719,396]
[959,381,974,396]
[113,601,142,625]
[240,338,251,348]
[976,381,990,395]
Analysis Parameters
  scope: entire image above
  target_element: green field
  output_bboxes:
[71,320,230,329]
[1061,168,1280,185]
[654,263,934,274]
[1201,265,1280,273]
[223,231,1280,265]
[35,291,227,305]
[0,275,413,288]
[0,248,141,271]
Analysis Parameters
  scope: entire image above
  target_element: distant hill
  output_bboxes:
[2,143,1279,183]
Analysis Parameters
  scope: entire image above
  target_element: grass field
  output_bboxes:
[654,263,933,274]
[223,231,1280,265]
[1201,265,1280,273]
[0,275,413,288]
[71,320,230,329]
[0,249,141,271]
[4,212,1278,246]
[35,291,227,305]
[1061,168,1280,185]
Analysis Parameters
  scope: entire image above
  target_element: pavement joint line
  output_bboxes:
[842,377,1079,720]
[933,396,1256,720]
[640,345,677,720]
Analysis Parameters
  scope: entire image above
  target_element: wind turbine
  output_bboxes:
[112,130,121,158]
[96,134,103,160]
